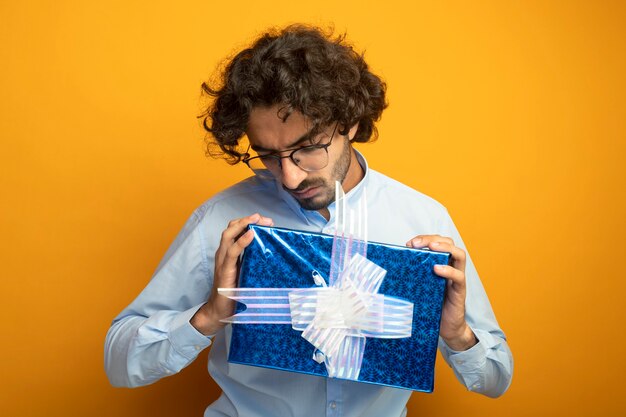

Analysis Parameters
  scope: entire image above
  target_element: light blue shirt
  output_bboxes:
[105,152,513,416]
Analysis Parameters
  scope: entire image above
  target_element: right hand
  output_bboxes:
[191,213,274,335]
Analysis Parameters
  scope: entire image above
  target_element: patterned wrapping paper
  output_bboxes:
[227,225,450,392]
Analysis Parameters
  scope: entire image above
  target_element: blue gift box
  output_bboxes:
[227,225,449,392]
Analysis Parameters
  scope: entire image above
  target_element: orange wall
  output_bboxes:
[1,1,625,416]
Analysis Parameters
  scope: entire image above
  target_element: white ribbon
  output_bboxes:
[219,182,414,380]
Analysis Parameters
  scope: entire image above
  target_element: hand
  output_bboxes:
[191,213,274,335]
[407,235,478,351]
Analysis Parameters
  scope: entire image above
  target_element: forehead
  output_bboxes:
[246,105,312,150]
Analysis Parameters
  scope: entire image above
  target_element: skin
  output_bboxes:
[407,236,478,350]
[191,105,477,351]
[246,105,362,218]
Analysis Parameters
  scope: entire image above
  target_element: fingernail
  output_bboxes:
[431,242,440,247]
[435,264,446,270]
[413,238,422,245]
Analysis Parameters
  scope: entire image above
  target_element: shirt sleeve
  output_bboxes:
[436,210,514,398]
[104,208,216,388]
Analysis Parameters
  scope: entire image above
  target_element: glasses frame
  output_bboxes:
[242,122,339,172]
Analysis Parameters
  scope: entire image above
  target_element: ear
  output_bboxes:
[347,122,359,141]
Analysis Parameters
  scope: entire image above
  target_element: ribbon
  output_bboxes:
[219,182,414,380]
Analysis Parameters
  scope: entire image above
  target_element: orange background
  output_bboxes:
[1,1,625,416]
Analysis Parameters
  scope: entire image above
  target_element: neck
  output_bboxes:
[317,147,364,221]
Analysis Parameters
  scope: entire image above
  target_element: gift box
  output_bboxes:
[223,225,449,392]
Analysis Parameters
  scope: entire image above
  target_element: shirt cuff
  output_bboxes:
[440,331,487,373]
[168,303,214,360]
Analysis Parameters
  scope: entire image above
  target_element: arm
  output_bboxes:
[104,211,274,388]
[407,212,513,398]
[104,210,214,387]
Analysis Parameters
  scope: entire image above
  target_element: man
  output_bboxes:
[105,25,513,416]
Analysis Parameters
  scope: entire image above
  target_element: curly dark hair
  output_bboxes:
[199,24,388,164]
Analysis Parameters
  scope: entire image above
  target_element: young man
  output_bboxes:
[105,25,513,416]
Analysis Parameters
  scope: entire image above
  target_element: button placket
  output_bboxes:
[326,378,342,416]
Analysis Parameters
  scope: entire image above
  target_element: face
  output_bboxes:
[246,105,357,211]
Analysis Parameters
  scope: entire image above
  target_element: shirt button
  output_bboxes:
[455,359,465,365]
[195,345,202,351]
[472,383,481,389]
[329,401,337,409]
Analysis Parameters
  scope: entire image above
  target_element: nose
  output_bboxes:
[280,156,307,190]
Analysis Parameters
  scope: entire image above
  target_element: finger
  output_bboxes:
[224,229,255,264]
[228,215,274,245]
[433,264,465,286]
[427,241,466,271]
[214,229,256,288]
[217,213,275,267]
[233,215,273,240]
[222,214,274,241]
[220,213,262,247]
[216,214,256,265]
[406,235,454,249]
[256,215,274,227]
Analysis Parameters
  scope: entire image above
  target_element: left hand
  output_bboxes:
[407,235,478,351]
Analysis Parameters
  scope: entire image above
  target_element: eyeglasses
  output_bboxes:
[243,123,338,172]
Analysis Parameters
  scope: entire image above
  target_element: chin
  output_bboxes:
[298,192,335,211]
[297,199,325,211]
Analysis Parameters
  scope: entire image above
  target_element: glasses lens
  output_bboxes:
[292,146,329,171]
[245,156,271,170]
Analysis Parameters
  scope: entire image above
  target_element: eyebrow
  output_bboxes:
[250,130,315,153]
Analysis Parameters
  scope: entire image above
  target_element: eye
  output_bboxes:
[297,145,320,155]
[259,153,278,161]
[258,154,280,169]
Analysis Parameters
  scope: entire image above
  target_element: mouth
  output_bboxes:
[290,186,320,200]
